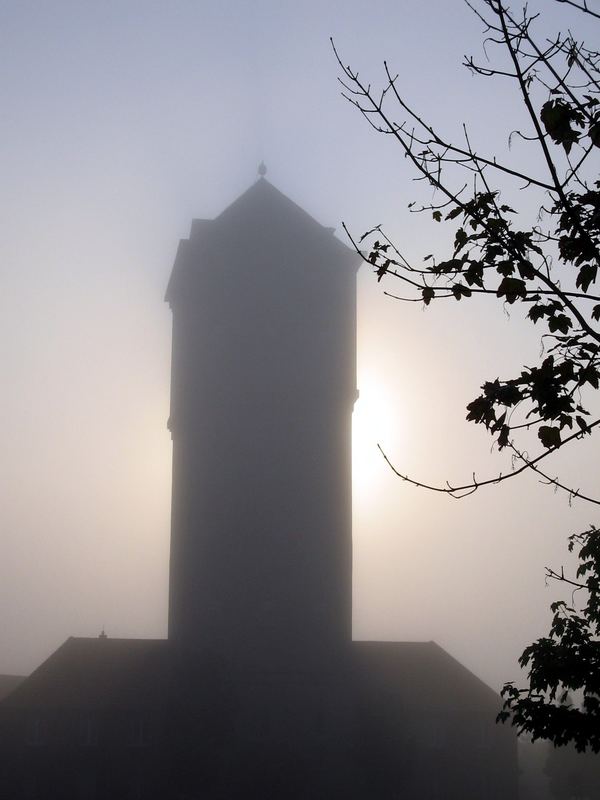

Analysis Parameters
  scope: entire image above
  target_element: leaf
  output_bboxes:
[433,258,463,274]
[518,260,536,280]
[376,260,390,282]
[497,277,527,304]
[466,395,494,426]
[538,425,562,449]
[497,260,515,277]
[454,227,468,253]
[485,244,504,263]
[559,413,573,429]
[593,305,600,322]
[445,206,462,221]
[548,313,572,335]
[589,120,600,149]
[422,286,435,305]
[540,99,583,154]
[495,383,522,406]
[432,210,442,222]
[576,263,597,293]
[452,283,472,301]
[576,415,589,433]
[528,305,545,324]
[497,424,510,449]
[581,366,600,389]
[464,260,484,287]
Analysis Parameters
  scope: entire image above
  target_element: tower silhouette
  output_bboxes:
[0,176,519,800]
[166,176,359,668]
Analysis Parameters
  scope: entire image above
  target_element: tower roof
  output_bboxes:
[212,177,334,232]
[165,178,359,304]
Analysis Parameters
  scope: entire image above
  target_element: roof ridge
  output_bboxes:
[212,177,329,232]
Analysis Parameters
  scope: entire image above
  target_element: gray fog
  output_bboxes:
[1,0,596,695]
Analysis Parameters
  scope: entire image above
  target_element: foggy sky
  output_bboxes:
[1,0,597,691]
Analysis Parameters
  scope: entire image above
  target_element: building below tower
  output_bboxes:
[0,635,516,799]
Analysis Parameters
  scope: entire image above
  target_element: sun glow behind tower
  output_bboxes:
[352,372,400,501]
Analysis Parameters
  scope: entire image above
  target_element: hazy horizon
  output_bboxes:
[2,0,597,694]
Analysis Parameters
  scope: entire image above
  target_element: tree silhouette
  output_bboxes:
[335,0,600,750]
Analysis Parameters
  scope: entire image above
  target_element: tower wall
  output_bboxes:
[166,181,358,667]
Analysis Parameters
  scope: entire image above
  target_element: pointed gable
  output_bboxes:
[165,178,359,306]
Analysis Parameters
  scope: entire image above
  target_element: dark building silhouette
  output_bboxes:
[0,677,24,704]
[0,176,517,799]
[166,177,356,668]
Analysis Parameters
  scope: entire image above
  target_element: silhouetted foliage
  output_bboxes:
[335,0,600,750]
[499,528,600,752]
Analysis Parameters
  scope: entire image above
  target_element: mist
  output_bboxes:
[1,0,595,710]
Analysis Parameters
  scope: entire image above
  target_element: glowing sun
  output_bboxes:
[352,374,399,497]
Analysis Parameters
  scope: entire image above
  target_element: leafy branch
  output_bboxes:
[499,527,600,752]
[334,0,600,504]
[337,0,600,751]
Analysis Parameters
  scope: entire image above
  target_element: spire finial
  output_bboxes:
[258,161,267,178]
